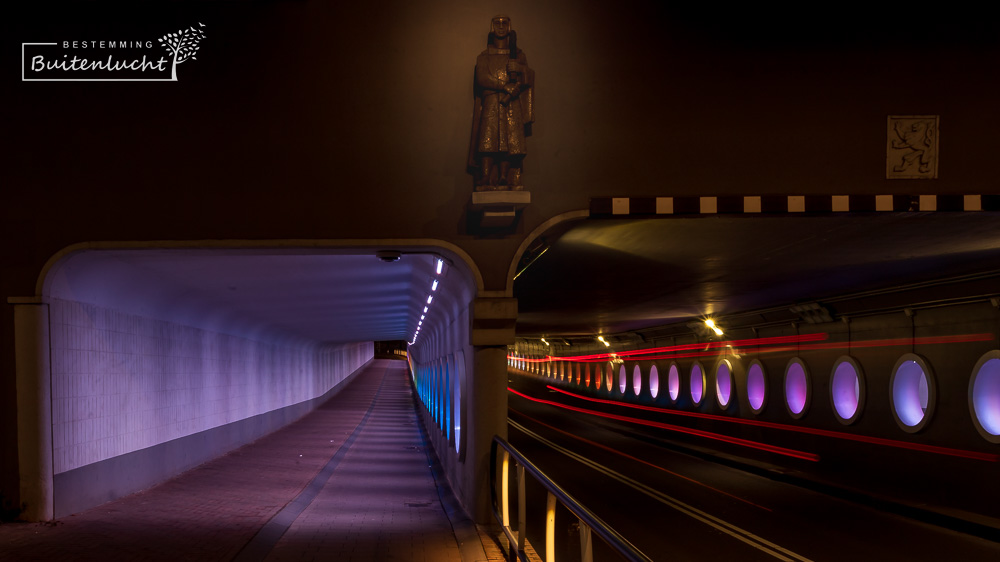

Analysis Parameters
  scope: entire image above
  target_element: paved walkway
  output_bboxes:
[0,359,482,561]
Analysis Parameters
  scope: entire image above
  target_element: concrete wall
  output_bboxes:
[46,297,372,516]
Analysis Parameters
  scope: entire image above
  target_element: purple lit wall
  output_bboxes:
[785,360,809,416]
[747,362,766,412]
[971,357,1000,437]
[893,359,930,428]
[831,360,861,422]
[668,364,680,401]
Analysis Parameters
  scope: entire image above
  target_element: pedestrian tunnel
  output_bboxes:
[12,243,479,520]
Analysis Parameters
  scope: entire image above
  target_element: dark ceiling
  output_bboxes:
[513,213,1000,338]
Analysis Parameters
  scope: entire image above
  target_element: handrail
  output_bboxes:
[490,435,653,562]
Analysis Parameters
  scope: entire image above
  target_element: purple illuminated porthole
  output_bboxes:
[649,365,660,399]
[830,356,864,425]
[784,358,810,419]
[633,365,642,396]
[891,353,934,433]
[605,364,614,392]
[969,351,1000,443]
[667,363,680,402]
[715,359,733,409]
[619,365,628,394]
[746,361,767,414]
[690,362,705,406]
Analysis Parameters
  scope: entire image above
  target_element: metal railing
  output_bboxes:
[490,436,652,562]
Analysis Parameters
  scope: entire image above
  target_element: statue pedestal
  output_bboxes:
[470,191,531,229]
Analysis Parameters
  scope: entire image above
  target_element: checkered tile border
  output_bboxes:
[590,195,1000,216]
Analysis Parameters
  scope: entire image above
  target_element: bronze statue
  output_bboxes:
[468,15,534,191]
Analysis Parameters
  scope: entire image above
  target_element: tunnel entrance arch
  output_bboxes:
[14,239,491,521]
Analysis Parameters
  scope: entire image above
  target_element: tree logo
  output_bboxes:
[159,23,206,81]
[22,23,207,81]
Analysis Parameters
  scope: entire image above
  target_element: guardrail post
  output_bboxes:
[578,518,593,562]
[501,450,510,528]
[546,492,557,562]
[517,464,527,556]
[490,435,652,562]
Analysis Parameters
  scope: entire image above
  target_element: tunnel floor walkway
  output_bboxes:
[0,359,483,561]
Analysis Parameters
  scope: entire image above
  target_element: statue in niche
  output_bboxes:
[468,15,534,191]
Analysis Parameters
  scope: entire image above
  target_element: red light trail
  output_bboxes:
[509,333,994,364]
[544,385,999,462]
[508,387,821,462]
[509,407,774,511]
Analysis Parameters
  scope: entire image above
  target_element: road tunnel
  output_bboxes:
[502,211,1000,557]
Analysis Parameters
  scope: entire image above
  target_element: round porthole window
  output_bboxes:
[968,351,1000,442]
[605,363,614,392]
[633,365,642,397]
[715,359,733,409]
[746,360,767,414]
[649,365,660,399]
[784,358,810,419]
[667,363,680,402]
[584,363,591,387]
[891,353,935,433]
[690,362,705,406]
[619,364,628,394]
[830,356,864,425]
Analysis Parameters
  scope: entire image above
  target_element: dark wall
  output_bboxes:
[4,3,999,287]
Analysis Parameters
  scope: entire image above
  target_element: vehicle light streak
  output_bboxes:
[545,385,1000,462]
[509,333,993,364]
[508,387,820,462]
[509,407,773,511]
[551,333,830,362]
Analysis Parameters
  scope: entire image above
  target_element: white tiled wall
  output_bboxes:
[49,298,372,474]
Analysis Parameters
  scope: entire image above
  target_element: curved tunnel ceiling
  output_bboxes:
[44,248,472,345]
[513,213,1000,337]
